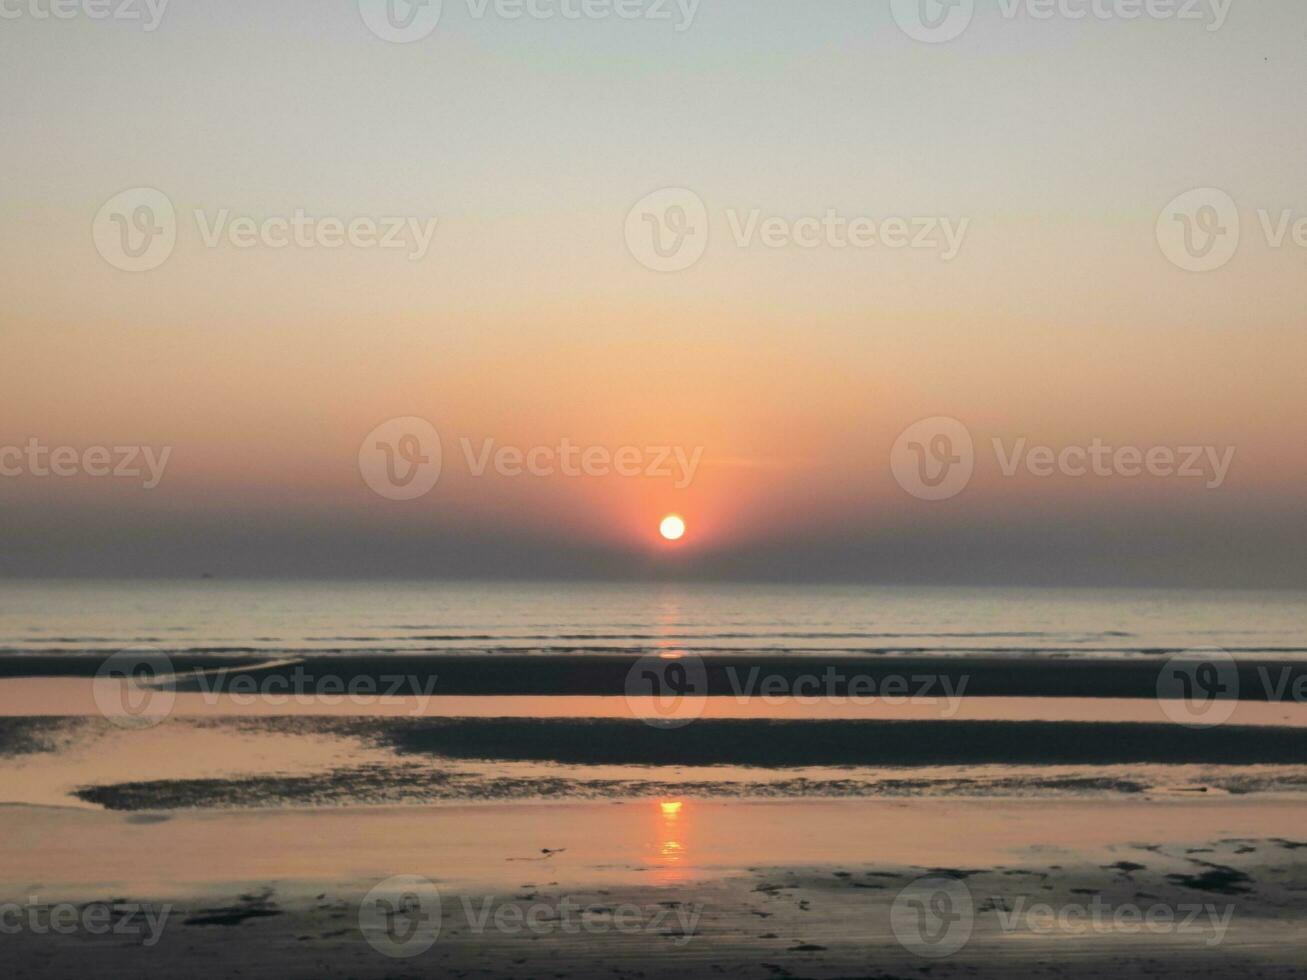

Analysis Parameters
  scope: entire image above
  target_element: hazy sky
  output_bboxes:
[2,1,1305,584]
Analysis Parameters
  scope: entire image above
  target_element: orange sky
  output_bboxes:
[2,3,1306,582]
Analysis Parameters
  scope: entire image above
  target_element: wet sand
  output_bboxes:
[2,797,1305,978]
[5,713,1307,811]
[4,664,1306,977]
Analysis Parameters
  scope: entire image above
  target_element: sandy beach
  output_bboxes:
[2,796,1305,978]
[2,587,1304,976]
[4,700,1307,978]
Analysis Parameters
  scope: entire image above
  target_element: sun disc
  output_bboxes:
[659,515,686,541]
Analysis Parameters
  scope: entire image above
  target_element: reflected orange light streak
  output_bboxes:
[652,798,688,884]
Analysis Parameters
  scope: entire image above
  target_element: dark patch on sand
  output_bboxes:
[185,890,283,927]
[1166,863,1254,895]
[125,812,172,825]
[0,717,88,757]
[1104,861,1147,874]
[379,717,1307,768]
[68,766,1162,810]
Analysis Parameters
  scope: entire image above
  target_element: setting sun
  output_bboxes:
[659,515,686,541]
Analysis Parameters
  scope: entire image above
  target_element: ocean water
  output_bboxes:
[2,580,1307,810]
[1,580,1304,660]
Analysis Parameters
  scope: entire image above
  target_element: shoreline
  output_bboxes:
[2,796,1304,978]
[4,794,1306,891]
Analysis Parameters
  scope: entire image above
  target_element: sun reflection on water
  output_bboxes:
[652,799,688,883]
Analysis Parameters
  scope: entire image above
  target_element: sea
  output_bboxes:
[1,579,1303,660]
[0,580,1304,812]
